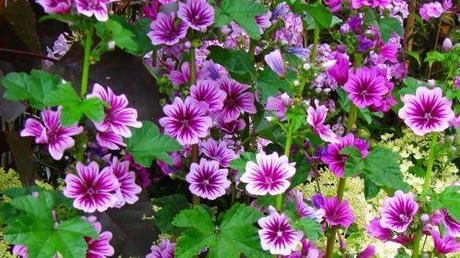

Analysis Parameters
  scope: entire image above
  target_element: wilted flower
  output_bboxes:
[380,191,418,233]
[177,0,214,31]
[343,67,388,108]
[200,138,238,167]
[146,239,175,258]
[148,13,189,45]
[264,49,286,77]
[241,152,296,196]
[186,159,231,200]
[398,87,454,136]
[76,0,110,22]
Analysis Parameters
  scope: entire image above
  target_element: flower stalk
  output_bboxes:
[274,121,294,211]
[189,44,200,206]
[80,28,93,97]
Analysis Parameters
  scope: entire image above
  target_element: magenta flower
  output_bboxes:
[286,239,322,258]
[380,191,418,233]
[178,0,214,31]
[146,239,175,258]
[96,130,126,150]
[213,78,256,122]
[321,134,368,178]
[258,207,304,256]
[185,159,231,200]
[148,13,189,45]
[255,12,272,31]
[20,108,83,160]
[290,190,324,222]
[108,157,142,208]
[432,209,460,237]
[265,93,292,121]
[398,87,454,136]
[76,0,110,22]
[327,54,349,85]
[12,245,27,258]
[307,101,339,144]
[352,0,390,9]
[36,0,72,14]
[379,42,399,63]
[217,118,246,134]
[313,194,356,228]
[366,217,392,241]
[63,162,118,213]
[159,97,212,145]
[190,80,226,112]
[264,49,286,77]
[84,216,115,258]
[430,229,460,254]
[89,84,142,138]
[200,138,238,167]
[240,152,296,196]
[419,2,444,20]
[358,245,376,258]
[343,67,388,108]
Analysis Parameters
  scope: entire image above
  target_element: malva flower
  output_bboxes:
[213,78,256,122]
[96,129,126,150]
[108,157,142,208]
[379,190,418,233]
[419,1,444,20]
[343,67,388,108]
[185,159,231,200]
[36,0,72,14]
[177,0,214,31]
[366,217,392,241]
[76,0,110,22]
[264,49,286,77]
[326,54,349,86]
[84,216,115,258]
[159,97,212,145]
[240,152,296,196]
[12,245,27,258]
[430,229,460,255]
[290,190,324,222]
[307,101,339,144]
[286,239,322,258]
[312,194,356,228]
[258,207,304,256]
[432,209,460,237]
[324,0,342,12]
[398,87,455,136]
[63,162,118,213]
[200,138,238,167]
[88,84,142,138]
[20,108,83,160]
[217,118,246,134]
[265,93,292,121]
[190,80,226,113]
[321,134,368,177]
[148,13,189,45]
[358,245,376,258]
[255,12,272,32]
[146,239,175,258]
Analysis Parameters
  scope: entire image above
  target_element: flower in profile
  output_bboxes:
[265,93,292,121]
[148,13,189,45]
[12,245,27,258]
[256,12,272,31]
[343,67,388,108]
[430,229,460,254]
[321,134,368,177]
[241,152,296,196]
[217,118,246,134]
[200,138,237,167]
[324,0,342,12]
[159,97,212,145]
[358,245,376,258]
[108,157,142,208]
[213,78,256,122]
[366,217,392,241]
[84,216,115,258]
[286,239,322,258]
[36,0,72,14]
[432,209,460,237]
[290,190,324,222]
[178,0,214,31]
[88,84,142,138]
[190,80,226,112]
[186,159,231,200]
[326,54,349,85]
[63,162,118,213]
[312,194,355,228]
[307,101,339,144]
[264,49,286,77]
[146,239,175,258]
[96,129,126,150]
[419,2,444,20]
[76,0,110,22]
[258,207,304,256]
[399,87,454,136]
[20,108,83,160]
[380,191,418,233]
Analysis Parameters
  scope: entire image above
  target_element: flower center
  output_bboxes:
[202,179,210,186]
[423,112,432,120]
[399,214,410,223]
[276,230,283,237]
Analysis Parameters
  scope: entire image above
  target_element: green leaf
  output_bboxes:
[340,147,365,177]
[303,3,332,30]
[255,68,289,104]
[286,105,306,131]
[406,50,421,67]
[228,152,256,176]
[10,191,55,220]
[126,121,181,167]
[215,0,267,39]
[207,46,256,84]
[363,8,378,26]
[439,185,460,221]
[152,194,191,234]
[378,17,403,43]
[293,218,323,242]
[363,178,381,200]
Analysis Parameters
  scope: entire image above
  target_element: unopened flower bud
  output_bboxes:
[293,80,300,86]
[442,38,453,51]
[421,214,430,223]
[303,63,311,70]
[107,40,115,50]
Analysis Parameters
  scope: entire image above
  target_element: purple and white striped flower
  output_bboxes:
[76,0,110,22]
[178,0,214,31]
[146,239,175,258]
[148,13,189,45]
[258,207,303,256]
[85,216,115,258]
[264,49,286,77]
[96,129,126,150]
[213,78,256,122]
[255,12,272,32]
[108,157,142,208]
[186,159,231,200]
[380,190,418,233]
[327,54,349,86]
[200,138,238,167]
[366,217,393,241]
[432,209,460,237]
[430,229,460,254]
[159,97,212,145]
[36,0,72,14]
[63,162,118,213]
[290,190,324,222]
[265,93,292,121]
[88,84,142,138]
[20,108,83,160]
[190,80,226,112]
[307,101,339,144]
[240,152,296,196]
[312,194,356,228]
[343,67,388,108]
[398,87,454,136]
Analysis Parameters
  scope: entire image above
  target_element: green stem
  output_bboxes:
[310,27,320,65]
[274,122,294,211]
[80,28,93,97]
[189,45,200,206]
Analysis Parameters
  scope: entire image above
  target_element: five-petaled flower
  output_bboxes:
[186,158,231,200]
